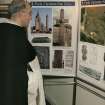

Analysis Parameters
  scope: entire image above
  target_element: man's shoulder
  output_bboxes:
[0,22,13,29]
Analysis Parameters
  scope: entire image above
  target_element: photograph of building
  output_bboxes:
[53,8,72,46]
[32,37,51,43]
[33,46,50,69]
[53,50,64,68]
[64,50,74,68]
[31,8,52,34]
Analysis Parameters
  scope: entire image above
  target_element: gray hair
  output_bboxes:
[8,0,31,16]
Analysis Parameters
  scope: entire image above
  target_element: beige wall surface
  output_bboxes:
[44,78,74,105]
[0,0,12,4]
[76,81,105,105]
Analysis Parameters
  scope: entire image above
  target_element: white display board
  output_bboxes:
[28,0,78,76]
[77,0,105,90]
[27,0,105,89]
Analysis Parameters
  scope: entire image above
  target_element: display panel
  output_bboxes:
[28,0,78,76]
[78,0,105,89]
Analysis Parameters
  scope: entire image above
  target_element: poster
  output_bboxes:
[78,0,105,88]
[28,0,78,76]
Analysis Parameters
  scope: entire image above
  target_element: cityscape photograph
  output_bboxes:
[53,8,72,47]
[31,8,52,34]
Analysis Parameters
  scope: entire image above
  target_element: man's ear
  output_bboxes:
[18,10,23,16]
[16,10,24,20]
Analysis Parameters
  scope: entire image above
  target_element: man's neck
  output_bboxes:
[10,16,23,27]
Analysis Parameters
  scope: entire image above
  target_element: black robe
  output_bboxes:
[0,23,35,105]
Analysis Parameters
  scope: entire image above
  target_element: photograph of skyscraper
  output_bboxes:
[31,8,52,34]
[53,8,72,47]
[52,50,64,69]
[33,46,50,69]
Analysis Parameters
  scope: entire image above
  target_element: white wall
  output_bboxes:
[76,80,105,105]
[44,78,74,105]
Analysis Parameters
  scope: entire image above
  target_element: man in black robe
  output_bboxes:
[0,0,36,105]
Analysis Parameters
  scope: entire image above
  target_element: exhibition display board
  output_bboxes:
[28,0,105,90]
[78,0,105,90]
[28,0,78,76]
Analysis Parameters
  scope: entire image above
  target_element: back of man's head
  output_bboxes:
[8,0,30,16]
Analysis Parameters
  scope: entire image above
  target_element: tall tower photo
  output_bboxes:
[35,11,41,32]
[53,8,72,46]
[31,8,52,34]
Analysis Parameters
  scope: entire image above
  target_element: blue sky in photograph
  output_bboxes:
[31,8,52,28]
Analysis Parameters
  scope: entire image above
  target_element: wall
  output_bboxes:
[0,0,12,4]
[44,77,74,105]
[76,80,105,105]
